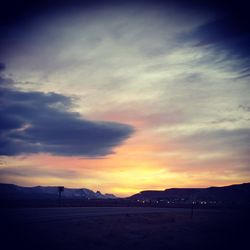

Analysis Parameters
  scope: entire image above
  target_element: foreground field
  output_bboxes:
[1,207,248,250]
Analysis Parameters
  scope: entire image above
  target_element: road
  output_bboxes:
[2,206,202,223]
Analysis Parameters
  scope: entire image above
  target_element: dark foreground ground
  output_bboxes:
[1,207,249,250]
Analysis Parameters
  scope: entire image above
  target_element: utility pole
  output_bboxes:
[190,194,195,219]
[58,186,64,207]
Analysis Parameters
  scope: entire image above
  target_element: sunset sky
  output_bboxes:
[0,0,249,196]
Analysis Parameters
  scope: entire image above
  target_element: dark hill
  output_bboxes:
[129,183,250,203]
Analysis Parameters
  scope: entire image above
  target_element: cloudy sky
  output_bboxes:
[0,0,249,196]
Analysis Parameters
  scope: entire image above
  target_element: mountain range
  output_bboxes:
[0,183,116,200]
[1,182,250,204]
[129,183,250,203]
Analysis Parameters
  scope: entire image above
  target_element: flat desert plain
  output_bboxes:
[1,207,248,250]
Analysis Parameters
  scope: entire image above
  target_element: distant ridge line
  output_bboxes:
[129,182,250,202]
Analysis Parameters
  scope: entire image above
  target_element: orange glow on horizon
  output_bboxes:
[1,135,249,197]
[1,108,249,197]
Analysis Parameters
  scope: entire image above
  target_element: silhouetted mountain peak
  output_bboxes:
[0,183,117,200]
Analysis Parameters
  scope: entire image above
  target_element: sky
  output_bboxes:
[0,0,249,196]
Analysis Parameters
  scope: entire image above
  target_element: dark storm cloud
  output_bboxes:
[180,12,250,77]
[0,0,245,27]
[0,80,134,157]
[187,16,250,54]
